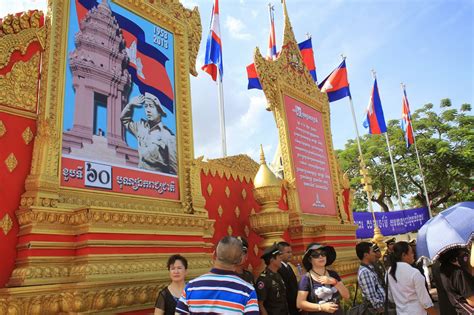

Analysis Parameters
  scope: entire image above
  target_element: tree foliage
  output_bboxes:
[337,99,473,213]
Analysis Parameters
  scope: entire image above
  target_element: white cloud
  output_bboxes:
[0,0,47,17]
[225,16,253,40]
[179,0,199,10]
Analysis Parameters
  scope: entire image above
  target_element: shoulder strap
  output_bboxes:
[307,272,316,302]
[352,281,359,307]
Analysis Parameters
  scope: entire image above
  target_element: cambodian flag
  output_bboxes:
[202,0,223,82]
[75,0,174,112]
[298,38,317,82]
[318,60,351,102]
[401,87,415,148]
[246,63,262,90]
[363,78,387,134]
[267,5,277,60]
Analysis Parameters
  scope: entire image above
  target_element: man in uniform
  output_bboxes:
[256,244,289,315]
[382,237,396,268]
[372,243,386,289]
[121,93,177,174]
[277,241,300,315]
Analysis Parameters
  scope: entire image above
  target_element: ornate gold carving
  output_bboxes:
[206,182,213,196]
[0,53,40,112]
[22,126,34,145]
[5,152,18,172]
[234,206,240,218]
[198,154,259,182]
[0,120,5,137]
[225,186,231,198]
[217,205,224,218]
[1,213,13,235]
[0,11,45,67]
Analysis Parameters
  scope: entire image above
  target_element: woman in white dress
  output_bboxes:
[387,241,437,315]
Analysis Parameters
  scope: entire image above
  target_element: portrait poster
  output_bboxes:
[60,0,179,200]
[284,95,337,215]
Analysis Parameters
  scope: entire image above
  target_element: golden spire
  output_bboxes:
[254,145,281,188]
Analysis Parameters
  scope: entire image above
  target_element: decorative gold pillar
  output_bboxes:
[249,146,289,249]
[360,162,386,252]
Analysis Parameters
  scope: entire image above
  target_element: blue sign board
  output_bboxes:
[353,207,430,238]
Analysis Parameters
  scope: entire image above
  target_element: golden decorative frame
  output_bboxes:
[253,3,347,225]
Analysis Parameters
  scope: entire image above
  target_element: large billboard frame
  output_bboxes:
[21,0,202,217]
[252,15,348,225]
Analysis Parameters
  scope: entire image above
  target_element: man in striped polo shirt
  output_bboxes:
[175,236,260,314]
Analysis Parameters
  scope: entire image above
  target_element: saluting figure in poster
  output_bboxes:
[121,93,177,175]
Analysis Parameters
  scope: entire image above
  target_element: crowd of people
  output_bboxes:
[153,235,474,315]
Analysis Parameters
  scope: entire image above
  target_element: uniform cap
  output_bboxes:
[385,237,396,245]
[260,244,281,260]
[144,92,167,117]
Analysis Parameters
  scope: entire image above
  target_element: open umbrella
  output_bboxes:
[416,201,474,261]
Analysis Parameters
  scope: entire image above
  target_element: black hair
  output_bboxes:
[439,248,470,277]
[302,242,322,271]
[277,241,291,250]
[356,242,372,260]
[167,254,188,270]
[389,241,410,282]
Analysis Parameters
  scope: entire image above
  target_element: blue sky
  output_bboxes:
[2,0,472,163]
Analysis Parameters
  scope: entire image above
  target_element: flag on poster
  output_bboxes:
[298,37,317,82]
[318,60,351,102]
[363,78,387,134]
[76,0,174,112]
[202,0,223,81]
[401,86,415,148]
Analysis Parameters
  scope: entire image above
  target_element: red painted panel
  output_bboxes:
[0,113,36,288]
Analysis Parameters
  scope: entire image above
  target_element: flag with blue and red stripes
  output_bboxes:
[76,0,174,112]
[318,60,351,102]
[298,37,317,82]
[401,86,415,148]
[267,4,277,60]
[363,78,387,134]
[202,0,223,82]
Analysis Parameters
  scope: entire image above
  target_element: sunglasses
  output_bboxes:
[310,251,327,258]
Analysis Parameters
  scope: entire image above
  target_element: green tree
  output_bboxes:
[337,99,473,213]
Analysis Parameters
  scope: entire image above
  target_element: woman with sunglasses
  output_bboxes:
[296,243,349,314]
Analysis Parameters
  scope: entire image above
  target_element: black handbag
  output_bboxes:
[347,282,374,315]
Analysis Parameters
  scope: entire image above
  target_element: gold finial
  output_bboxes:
[260,144,266,165]
[254,145,280,188]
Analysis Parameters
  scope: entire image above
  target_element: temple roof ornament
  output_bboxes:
[254,145,281,188]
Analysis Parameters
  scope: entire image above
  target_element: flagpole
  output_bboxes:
[371,70,403,210]
[343,56,375,223]
[384,132,403,209]
[217,70,227,157]
[401,84,431,217]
